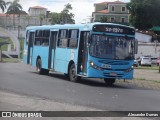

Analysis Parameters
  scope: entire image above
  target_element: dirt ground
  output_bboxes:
[116,69,160,90]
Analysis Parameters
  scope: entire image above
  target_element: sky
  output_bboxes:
[3,0,130,23]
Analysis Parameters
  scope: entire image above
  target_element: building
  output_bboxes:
[28,6,47,17]
[92,0,129,24]
[0,6,50,29]
[135,31,160,58]
[27,6,50,27]
[136,43,160,58]
[0,6,51,38]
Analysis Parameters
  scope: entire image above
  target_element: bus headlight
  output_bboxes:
[89,61,103,71]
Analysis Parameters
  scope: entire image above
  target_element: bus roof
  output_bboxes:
[26,22,134,31]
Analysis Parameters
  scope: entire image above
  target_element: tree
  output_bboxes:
[49,12,61,24]
[39,14,45,26]
[60,3,75,24]
[25,15,32,26]
[127,0,160,30]
[6,0,22,27]
[49,3,75,24]
[100,16,108,23]
[0,0,6,12]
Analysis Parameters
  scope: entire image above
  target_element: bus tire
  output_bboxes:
[104,78,115,86]
[36,59,49,75]
[69,64,81,82]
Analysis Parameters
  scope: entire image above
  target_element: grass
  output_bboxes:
[136,78,146,81]
[134,65,159,70]
[1,58,20,63]
[0,38,14,51]
[154,81,160,83]
[19,39,24,59]
[0,37,24,59]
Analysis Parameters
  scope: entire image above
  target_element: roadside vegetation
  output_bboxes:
[134,65,159,70]
[0,38,24,62]
[19,38,24,59]
[2,58,20,63]
[0,38,14,51]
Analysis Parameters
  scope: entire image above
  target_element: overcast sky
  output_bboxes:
[3,0,130,23]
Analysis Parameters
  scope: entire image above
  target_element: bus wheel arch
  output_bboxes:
[36,56,41,74]
[36,56,49,75]
[68,61,81,82]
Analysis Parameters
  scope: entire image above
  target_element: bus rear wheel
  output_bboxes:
[69,64,81,82]
[36,59,49,75]
[104,78,115,86]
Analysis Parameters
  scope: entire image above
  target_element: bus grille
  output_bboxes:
[99,60,129,65]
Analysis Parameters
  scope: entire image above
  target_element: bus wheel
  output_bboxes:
[69,64,81,82]
[36,59,49,75]
[104,78,115,86]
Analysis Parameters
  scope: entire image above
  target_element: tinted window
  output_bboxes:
[68,29,79,48]
[57,29,68,47]
[35,30,50,46]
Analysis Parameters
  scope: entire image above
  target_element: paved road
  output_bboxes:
[0,63,160,119]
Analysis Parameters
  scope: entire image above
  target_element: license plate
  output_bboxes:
[110,72,117,76]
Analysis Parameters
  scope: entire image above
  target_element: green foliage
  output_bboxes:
[19,39,24,59]
[134,65,159,70]
[39,14,45,26]
[0,38,14,51]
[0,0,6,12]
[6,10,27,15]
[49,12,61,24]
[127,0,160,30]
[49,3,75,24]
[100,16,108,23]
[6,0,22,14]
[6,0,23,26]
[2,58,19,63]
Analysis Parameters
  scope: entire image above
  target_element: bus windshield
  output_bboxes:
[89,34,135,60]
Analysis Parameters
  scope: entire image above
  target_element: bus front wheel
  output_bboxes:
[104,78,115,86]
[36,59,49,75]
[69,64,81,82]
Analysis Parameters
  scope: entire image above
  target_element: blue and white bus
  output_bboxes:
[23,23,137,85]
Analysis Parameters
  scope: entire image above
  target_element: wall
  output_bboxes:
[29,8,46,17]
[136,43,160,58]
[135,32,152,42]
[94,4,106,12]
[0,15,50,30]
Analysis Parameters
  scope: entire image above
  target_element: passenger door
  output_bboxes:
[77,31,90,74]
[48,31,58,69]
[27,32,35,64]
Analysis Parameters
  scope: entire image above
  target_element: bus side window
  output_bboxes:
[68,29,79,48]
[35,30,42,46]
[57,29,68,48]
[41,30,50,46]
[34,30,50,46]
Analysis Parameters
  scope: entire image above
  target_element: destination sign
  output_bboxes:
[92,25,135,35]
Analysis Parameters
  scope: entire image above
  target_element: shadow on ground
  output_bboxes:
[30,72,151,90]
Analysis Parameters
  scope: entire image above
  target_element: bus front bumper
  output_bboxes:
[87,67,134,80]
